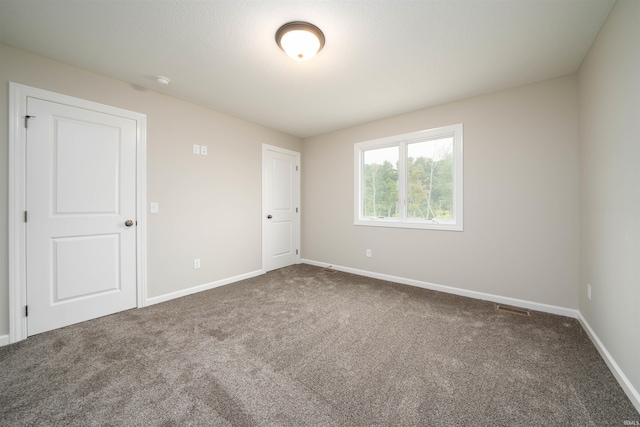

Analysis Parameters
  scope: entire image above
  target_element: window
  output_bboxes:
[354,124,463,231]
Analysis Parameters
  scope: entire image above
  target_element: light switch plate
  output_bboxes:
[193,144,200,155]
[150,202,159,214]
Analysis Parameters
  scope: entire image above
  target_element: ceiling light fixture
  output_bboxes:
[154,75,170,86]
[275,21,325,61]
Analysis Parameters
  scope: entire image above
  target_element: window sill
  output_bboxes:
[354,218,463,231]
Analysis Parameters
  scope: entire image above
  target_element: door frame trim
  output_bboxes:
[8,82,148,343]
[261,144,301,272]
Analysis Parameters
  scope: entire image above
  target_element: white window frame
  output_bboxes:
[354,124,463,231]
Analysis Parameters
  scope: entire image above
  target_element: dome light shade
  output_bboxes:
[154,75,170,85]
[276,22,325,61]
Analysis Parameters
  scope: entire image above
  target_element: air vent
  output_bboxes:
[495,304,531,317]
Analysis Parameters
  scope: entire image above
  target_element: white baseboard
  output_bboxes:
[145,269,265,306]
[0,334,9,347]
[301,259,578,318]
[577,312,640,413]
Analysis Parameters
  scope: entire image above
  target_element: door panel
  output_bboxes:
[272,157,292,210]
[52,234,121,301]
[263,146,299,271]
[272,221,292,256]
[26,97,137,335]
[54,119,120,214]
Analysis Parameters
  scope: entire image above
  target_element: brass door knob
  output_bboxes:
[125,220,134,227]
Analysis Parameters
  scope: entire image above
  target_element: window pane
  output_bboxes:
[363,146,399,218]
[407,137,453,220]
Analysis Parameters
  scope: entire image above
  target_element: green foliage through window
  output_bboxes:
[407,138,453,220]
[363,148,399,218]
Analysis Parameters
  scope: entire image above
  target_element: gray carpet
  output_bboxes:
[1,264,638,426]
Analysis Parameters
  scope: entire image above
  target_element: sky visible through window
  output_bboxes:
[364,146,398,166]
[364,137,453,165]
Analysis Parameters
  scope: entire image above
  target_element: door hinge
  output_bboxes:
[296,249,299,255]
[24,211,27,222]
[24,115,36,129]
[296,165,299,171]
[25,305,28,317]
[296,207,298,213]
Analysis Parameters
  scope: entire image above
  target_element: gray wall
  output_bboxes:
[578,0,640,400]
[0,44,302,336]
[301,75,580,309]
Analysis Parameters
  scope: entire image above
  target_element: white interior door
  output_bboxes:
[263,145,300,272]
[26,97,138,335]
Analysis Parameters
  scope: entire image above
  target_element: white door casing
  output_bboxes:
[8,83,147,342]
[262,144,300,272]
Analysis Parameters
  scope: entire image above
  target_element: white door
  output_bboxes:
[26,97,138,335]
[262,145,300,271]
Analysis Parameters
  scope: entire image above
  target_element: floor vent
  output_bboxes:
[495,304,531,317]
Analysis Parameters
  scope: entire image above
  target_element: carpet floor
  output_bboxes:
[1,264,638,426]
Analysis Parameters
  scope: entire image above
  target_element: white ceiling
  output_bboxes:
[0,0,615,138]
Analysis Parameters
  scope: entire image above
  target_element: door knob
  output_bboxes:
[125,220,134,227]
[267,215,273,219]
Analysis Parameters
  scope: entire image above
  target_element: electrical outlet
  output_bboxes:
[366,249,372,257]
[194,259,201,269]
[587,284,592,301]
[201,145,208,155]
[193,144,200,155]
